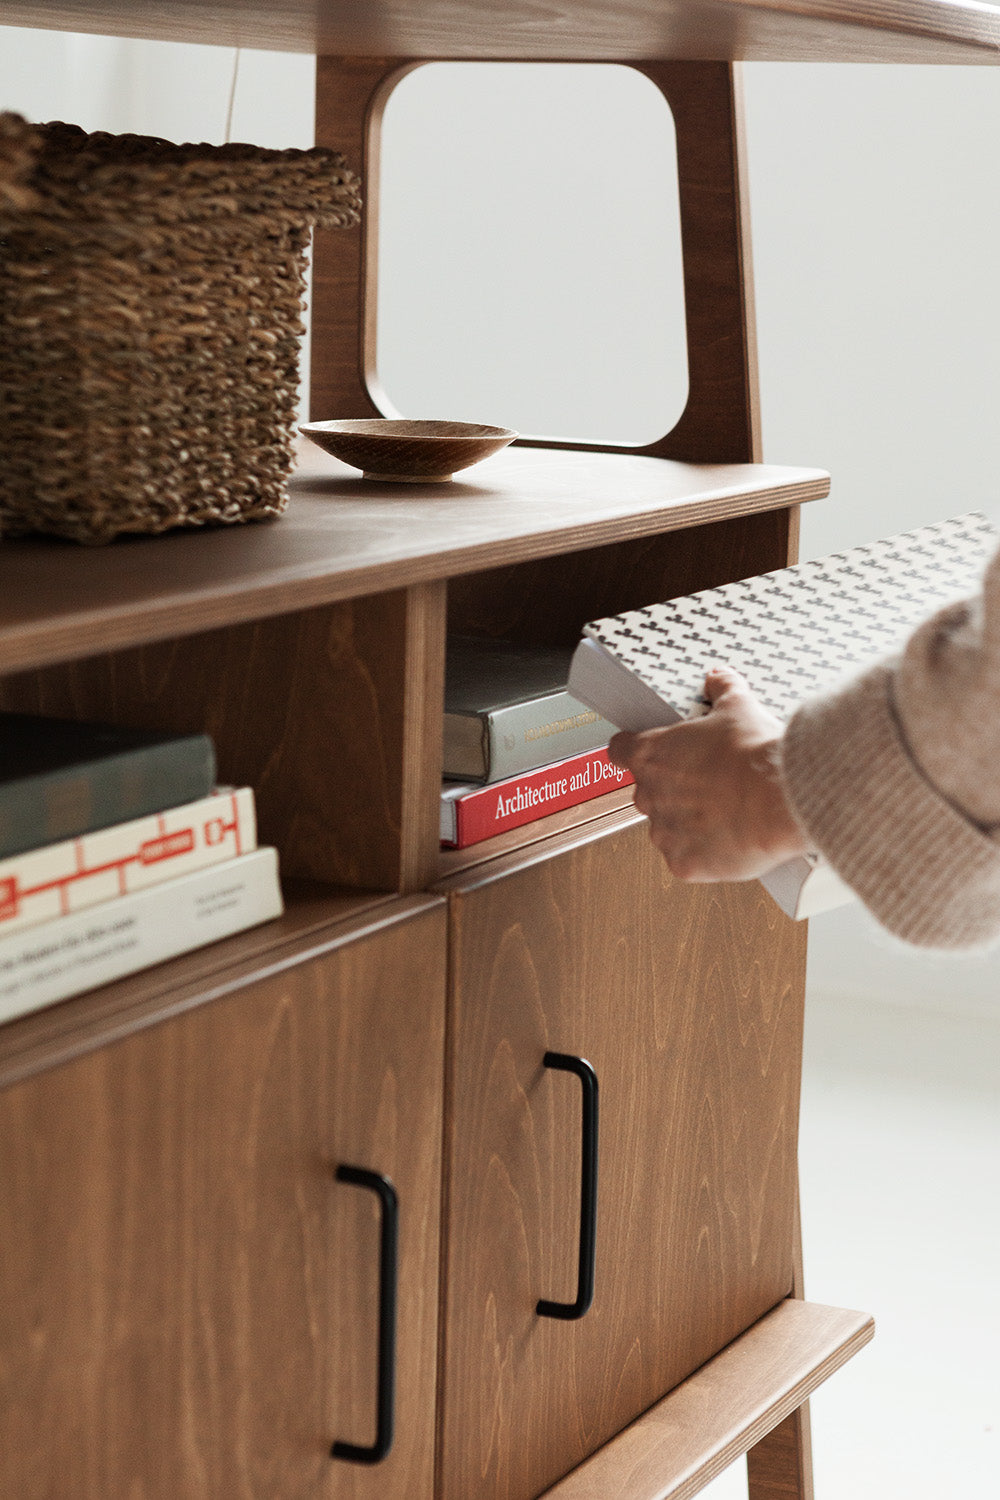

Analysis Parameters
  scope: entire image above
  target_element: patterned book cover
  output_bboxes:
[568,512,997,920]
[580,511,996,723]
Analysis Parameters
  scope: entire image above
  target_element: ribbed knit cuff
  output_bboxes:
[780,663,1000,949]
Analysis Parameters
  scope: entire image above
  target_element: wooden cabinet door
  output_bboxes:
[0,902,446,1500]
[437,819,807,1500]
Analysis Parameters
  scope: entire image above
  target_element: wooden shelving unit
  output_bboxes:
[2,2,993,1496]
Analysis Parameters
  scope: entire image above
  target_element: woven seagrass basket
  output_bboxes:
[0,112,361,543]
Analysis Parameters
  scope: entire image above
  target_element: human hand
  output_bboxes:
[608,666,809,882]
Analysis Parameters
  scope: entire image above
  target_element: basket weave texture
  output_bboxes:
[0,112,361,543]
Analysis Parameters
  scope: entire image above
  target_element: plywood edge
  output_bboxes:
[539,1299,874,1500]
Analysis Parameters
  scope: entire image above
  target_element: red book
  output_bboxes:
[441,747,633,849]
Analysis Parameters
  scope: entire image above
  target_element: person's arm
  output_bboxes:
[610,541,1000,950]
[780,541,1000,948]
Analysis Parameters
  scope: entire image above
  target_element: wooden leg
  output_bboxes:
[747,1173,813,1500]
[746,1404,814,1500]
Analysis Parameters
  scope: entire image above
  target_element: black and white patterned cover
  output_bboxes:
[583,512,997,722]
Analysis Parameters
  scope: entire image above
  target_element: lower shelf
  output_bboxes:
[539,1298,874,1500]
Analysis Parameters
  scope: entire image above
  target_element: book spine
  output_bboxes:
[0,788,257,940]
[0,733,217,859]
[0,847,283,1027]
[442,748,633,849]
[449,691,615,783]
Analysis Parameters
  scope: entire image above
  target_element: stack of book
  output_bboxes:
[0,712,284,1025]
[441,636,632,849]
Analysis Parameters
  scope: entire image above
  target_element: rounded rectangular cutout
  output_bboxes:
[374,63,688,448]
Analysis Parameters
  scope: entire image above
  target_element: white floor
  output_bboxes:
[701,987,1000,1499]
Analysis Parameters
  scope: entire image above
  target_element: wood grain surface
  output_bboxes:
[312,55,412,424]
[0,449,826,675]
[2,0,998,62]
[436,818,809,1499]
[539,1299,874,1500]
[0,582,447,892]
[0,900,447,1500]
[447,505,801,649]
[747,1408,815,1500]
[642,62,760,464]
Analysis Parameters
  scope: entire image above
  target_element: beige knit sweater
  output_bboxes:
[780,540,1000,949]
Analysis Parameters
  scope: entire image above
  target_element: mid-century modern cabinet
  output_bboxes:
[4,2,995,1496]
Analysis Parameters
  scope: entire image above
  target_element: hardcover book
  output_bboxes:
[0,712,216,859]
[444,635,615,783]
[441,746,633,848]
[0,787,257,939]
[568,512,996,919]
[0,846,284,1026]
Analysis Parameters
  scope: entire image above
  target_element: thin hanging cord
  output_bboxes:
[224,48,241,143]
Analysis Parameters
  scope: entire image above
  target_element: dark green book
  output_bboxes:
[0,713,216,859]
[444,636,614,783]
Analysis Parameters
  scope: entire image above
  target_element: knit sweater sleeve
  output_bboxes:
[779,539,1000,949]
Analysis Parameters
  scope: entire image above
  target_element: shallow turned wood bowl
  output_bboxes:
[299,418,517,482]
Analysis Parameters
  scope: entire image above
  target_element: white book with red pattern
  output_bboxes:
[0,786,257,940]
[0,846,283,1026]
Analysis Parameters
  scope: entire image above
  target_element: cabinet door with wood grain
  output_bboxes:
[0,901,446,1500]
[437,817,807,1500]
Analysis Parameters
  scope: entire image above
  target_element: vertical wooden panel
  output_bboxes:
[0,582,446,892]
[312,56,415,420]
[638,60,759,463]
[438,819,808,1499]
[0,903,447,1499]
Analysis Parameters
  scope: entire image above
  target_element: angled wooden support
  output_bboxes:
[538,1299,872,1500]
[746,1407,815,1500]
[312,59,759,461]
[633,61,761,464]
[312,55,416,420]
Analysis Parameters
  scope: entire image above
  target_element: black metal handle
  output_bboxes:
[537,1051,599,1321]
[331,1164,398,1465]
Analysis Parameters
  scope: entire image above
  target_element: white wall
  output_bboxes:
[743,64,1000,1018]
[0,27,314,145]
[4,29,1000,1015]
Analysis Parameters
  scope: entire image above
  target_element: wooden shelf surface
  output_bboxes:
[0,445,827,674]
[540,1298,875,1500]
[2,0,999,63]
[0,882,441,1090]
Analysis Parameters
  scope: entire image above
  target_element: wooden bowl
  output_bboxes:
[299,418,517,482]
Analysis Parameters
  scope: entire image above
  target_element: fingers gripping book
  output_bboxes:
[568,512,997,919]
